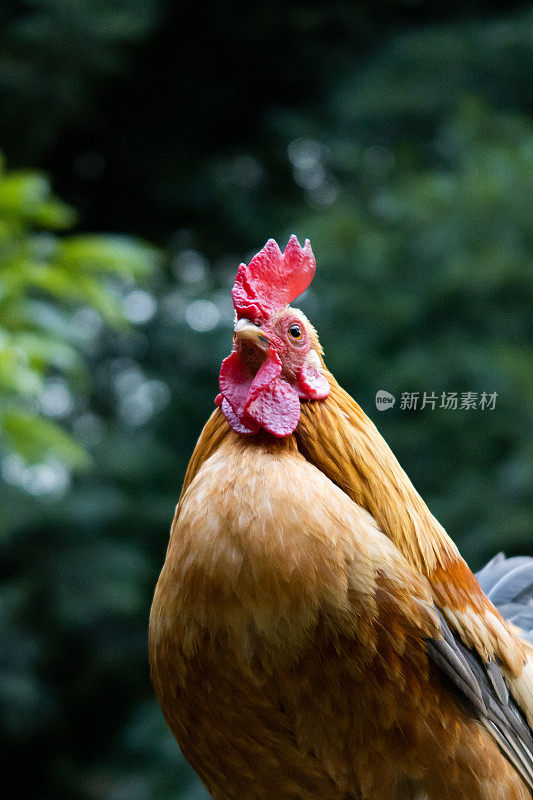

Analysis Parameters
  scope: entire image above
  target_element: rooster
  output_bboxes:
[149,236,533,800]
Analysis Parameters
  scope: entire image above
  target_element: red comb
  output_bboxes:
[231,235,316,321]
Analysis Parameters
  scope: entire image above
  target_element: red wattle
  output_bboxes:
[218,348,305,437]
[219,350,255,418]
[246,378,301,437]
[298,362,330,400]
[221,397,259,435]
[246,350,282,405]
[219,349,283,417]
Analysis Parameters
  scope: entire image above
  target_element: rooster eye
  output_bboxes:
[288,323,302,340]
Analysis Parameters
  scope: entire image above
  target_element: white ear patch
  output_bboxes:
[306,349,322,370]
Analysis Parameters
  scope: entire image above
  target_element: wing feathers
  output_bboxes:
[486,658,509,705]
[476,553,533,645]
[477,554,533,607]
[425,636,486,714]
[426,609,533,792]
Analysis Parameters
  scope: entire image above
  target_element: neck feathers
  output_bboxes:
[177,379,521,672]
[297,376,528,675]
[186,382,462,580]
[297,375,461,578]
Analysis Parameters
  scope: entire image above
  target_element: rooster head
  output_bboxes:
[216,236,330,437]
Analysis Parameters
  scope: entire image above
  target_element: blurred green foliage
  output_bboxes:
[0,155,157,474]
[0,3,532,800]
[296,101,533,566]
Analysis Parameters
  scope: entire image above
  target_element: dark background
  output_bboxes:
[0,2,532,798]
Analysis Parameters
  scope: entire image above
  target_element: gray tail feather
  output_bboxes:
[475,553,533,644]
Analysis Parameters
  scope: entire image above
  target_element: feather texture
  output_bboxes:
[150,425,532,799]
[477,555,533,643]
[150,257,532,798]
[297,376,528,676]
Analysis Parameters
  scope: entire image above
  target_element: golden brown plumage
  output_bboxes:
[297,375,528,675]
[149,237,533,799]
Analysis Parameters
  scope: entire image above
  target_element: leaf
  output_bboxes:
[0,172,73,229]
[59,235,159,278]
[0,409,90,468]
[12,332,82,373]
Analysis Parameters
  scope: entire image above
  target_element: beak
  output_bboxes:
[234,318,271,351]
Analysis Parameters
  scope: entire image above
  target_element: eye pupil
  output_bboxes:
[289,324,302,339]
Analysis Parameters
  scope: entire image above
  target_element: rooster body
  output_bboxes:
[150,237,533,799]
